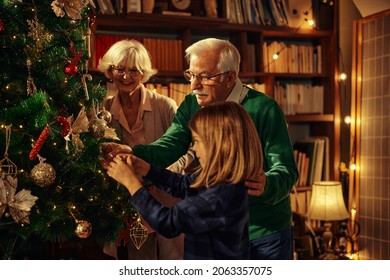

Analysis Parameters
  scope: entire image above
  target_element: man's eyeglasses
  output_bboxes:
[111,66,141,77]
[183,70,229,85]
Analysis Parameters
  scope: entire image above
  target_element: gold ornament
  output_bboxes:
[0,125,17,177]
[0,174,38,224]
[75,219,92,238]
[27,14,52,52]
[64,107,89,152]
[51,0,87,20]
[129,216,148,250]
[30,156,56,188]
[88,116,107,140]
[26,58,37,96]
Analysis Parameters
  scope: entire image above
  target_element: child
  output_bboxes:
[106,101,263,259]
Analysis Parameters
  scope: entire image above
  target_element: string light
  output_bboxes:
[339,72,347,81]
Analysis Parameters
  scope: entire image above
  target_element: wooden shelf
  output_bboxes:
[92,2,340,180]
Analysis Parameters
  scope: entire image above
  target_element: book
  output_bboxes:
[294,138,318,186]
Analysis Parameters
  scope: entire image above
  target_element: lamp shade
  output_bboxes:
[307,181,350,221]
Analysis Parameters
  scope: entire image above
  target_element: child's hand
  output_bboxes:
[106,155,142,195]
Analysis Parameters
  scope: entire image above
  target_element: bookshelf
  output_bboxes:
[90,0,340,185]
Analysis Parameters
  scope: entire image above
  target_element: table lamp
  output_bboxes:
[306,181,350,255]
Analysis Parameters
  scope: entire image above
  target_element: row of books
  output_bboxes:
[95,0,140,15]
[95,0,333,30]
[94,34,183,71]
[227,0,316,28]
[263,41,322,74]
[293,136,329,188]
[274,82,323,115]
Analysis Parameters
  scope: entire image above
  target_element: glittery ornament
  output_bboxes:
[56,116,71,137]
[129,216,148,250]
[0,174,38,224]
[89,116,107,139]
[97,108,112,123]
[64,62,78,76]
[31,156,56,188]
[51,0,87,20]
[29,125,50,161]
[75,219,92,238]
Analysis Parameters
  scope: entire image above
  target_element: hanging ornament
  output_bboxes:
[0,125,17,177]
[51,0,87,20]
[116,217,132,247]
[75,219,92,238]
[97,107,112,123]
[27,14,52,52]
[129,216,148,250]
[26,58,37,96]
[63,42,82,77]
[29,125,50,161]
[89,101,118,140]
[88,116,108,140]
[64,61,78,76]
[56,116,71,137]
[81,73,92,100]
[0,173,38,224]
[64,107,89,151]
[30,155,56,188]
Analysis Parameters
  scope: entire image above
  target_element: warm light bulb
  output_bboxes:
[350,163,356,170]
[340,72,347,81]
[307,19,315,26]
[272,53,279,60]
[344,116,351,124]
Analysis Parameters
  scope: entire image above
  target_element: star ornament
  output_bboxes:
[0,174,38,224]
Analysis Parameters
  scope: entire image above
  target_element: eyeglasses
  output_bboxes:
[111,66,141,77]
[183,70,229,85]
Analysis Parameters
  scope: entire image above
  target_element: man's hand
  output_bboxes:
[245,170,266,197]
[99,142,133,169]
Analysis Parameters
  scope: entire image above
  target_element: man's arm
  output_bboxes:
[132,94,200,168]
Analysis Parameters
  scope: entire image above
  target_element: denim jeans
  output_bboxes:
[249,227,293,260]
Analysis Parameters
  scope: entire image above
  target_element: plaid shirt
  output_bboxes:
[131,165,249,260]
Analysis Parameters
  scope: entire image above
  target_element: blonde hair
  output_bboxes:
[189,101,263,188]
[97,39,157,83]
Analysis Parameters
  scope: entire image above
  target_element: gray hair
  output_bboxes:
[97,39,157,83]
[185,38,241,73]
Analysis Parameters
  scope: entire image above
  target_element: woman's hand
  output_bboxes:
[99,142,133,169]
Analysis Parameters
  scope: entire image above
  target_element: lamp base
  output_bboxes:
[322,222,333,253]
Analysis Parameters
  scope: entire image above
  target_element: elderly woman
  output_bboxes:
[98,39,193,260]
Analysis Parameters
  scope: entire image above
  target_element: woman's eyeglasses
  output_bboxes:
[111,66,141,77]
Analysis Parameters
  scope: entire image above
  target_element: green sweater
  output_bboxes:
[133,85,299,240]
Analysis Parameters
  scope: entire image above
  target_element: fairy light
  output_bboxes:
[344,115,351,124]
[272,52,279,60]
[340,72,347,81]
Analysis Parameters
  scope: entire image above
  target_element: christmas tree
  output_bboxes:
[0,0,135,259]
